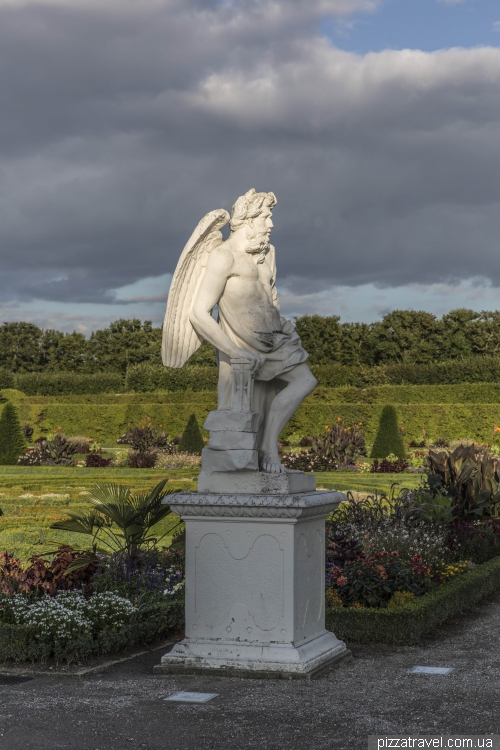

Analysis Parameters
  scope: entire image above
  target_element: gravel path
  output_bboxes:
[1,595,499,750]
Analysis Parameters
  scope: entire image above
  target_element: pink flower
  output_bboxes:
[336,576,347,587]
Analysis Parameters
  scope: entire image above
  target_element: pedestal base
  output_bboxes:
[154,631,352,680]
[157,488,348,681]
[197,470,316,494]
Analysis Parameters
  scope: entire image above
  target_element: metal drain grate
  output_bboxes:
[0,675,34,685]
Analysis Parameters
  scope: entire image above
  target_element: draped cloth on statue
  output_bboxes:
[217,296,308,447]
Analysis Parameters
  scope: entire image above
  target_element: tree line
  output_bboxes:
[2,309,500,374]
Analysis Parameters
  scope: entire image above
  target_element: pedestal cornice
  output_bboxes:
[167,490,345,519]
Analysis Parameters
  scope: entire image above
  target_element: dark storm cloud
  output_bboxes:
[0,0,499,305]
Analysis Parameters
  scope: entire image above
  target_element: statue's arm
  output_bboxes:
[190,248,241,359]
[191,249,265,373]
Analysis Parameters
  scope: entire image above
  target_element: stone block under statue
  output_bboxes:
[154,490,352,679]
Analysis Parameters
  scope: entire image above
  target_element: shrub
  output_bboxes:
[85,453,112,468]
[4,591,136,644]
[178,413,205,455]
[67,436,93,454]
[447,519,500,563]
[371,457,409,473]
[326,556,500,645]
[327,551,433,608]
[425,443,500,519]
[117,418,174,452]
[0,368,15,390]
[22,421,34,441]
[409,440,426,448]
[16,371,124,396]
[18,432,79,466]
[387,591,415,609]
[128,449,158,469]
[0,547,96,597]
[0,598,184,663]
[51,480,176,560]
[433,437,450,448]
[370,405,406,459]
[92,548,185,601]
[125,363,218,392]
[0,402,27,465]
[311,419,366,465]
[280,450,338,472]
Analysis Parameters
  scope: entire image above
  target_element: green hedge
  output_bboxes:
[13,399,215,442]
[125,363,218,392]
[125,358,500,392]
[7,383,500,405]
[326,556,500,645]
[16,371,124,396]
[313,383,500,404]
[5,355,500,395]
[312,356,500,387]
[8,397,500,443]
[0,600,183,663]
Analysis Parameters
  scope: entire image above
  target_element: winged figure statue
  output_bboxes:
[162,189,317,473]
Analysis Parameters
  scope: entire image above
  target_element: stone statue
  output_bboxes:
[162,189,317,474]
[157,190,350,680]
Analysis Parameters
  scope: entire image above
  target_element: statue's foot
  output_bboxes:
[259,452,286,474]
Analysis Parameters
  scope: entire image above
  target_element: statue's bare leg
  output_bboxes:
[259,363,318,474]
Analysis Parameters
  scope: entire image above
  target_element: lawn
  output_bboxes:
[0,466,424,560]
[0,466,197,561]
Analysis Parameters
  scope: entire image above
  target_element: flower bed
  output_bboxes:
[326,555,500,645]
[0,597,183,663]
[0,542,185,664]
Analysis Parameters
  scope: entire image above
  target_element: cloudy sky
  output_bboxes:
[1,0,499,334]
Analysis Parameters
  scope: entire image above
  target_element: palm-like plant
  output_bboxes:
[51,479,177,563]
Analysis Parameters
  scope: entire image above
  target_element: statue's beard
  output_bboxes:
[245,225,270,255]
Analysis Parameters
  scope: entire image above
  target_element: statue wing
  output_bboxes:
[162,208,230,368]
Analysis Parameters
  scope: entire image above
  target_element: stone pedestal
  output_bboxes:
[155,490,351,680]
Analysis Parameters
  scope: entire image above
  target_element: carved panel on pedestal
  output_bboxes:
[194,531,284,639]
[294,522,324,643]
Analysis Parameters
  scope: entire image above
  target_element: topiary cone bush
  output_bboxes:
[370,404,406,460]
[0,402,27,465]
[178,413,205,455]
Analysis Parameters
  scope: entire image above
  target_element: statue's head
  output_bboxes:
[230,189,277,253]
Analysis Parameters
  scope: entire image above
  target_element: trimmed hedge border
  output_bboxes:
[0,600,184,664]
[326,555,500,646]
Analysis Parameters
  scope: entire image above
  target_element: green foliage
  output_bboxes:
[294,315,343,365]
[370,405,406,459]
[178,413,205,455]
[0,599,183,663]
[128,358,500,392]
[311,356,500,387]
[5,311,500,379]
[86,319,162,374]
[18,432,80,466]
[0,402,27,465]
[326,555,500,645]
[425,444,500,519]
[51,480,176,560]
[0,368,15,389]
[125,363,218,392]
[311,419,366,465]
[330,551,433,608]
[17,371,124,395]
